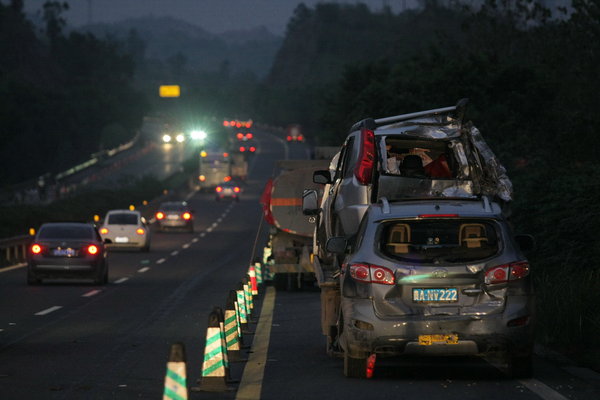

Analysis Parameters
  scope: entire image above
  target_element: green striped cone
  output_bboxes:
[254,262,263,285]
[198,312,229,392]
[233,300,243,341]
[243,280,253,315]
[236,290,248,324]
[224,309,245,362]
[262,246,271,264]
[163,343,187,400]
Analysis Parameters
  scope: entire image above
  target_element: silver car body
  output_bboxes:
[100,210,150,251]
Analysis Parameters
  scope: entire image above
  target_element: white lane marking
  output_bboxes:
[114,277,129,284]
[217,218,222,223]
[211,222,218,228]
[138,267,150,273]
[206,227,213,233]
[518,379,570,400]
[35,306,62,316]
[221,213,227,218]
[82,290,101,298]
[156,258,166,264]
[0,263,26,273]
[185,190,197,201]
[236,287,276,400]
[171,250,179,256]
[200,232,206,237]
[192,238,199,243]
[182,243,190,249]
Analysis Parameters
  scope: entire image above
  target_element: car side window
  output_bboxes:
[333,143,347,181]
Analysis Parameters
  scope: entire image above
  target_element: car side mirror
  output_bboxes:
[326,237,348,255]
[302,189,319,216]
[313,170,332,185]
[515,234,535,252]
[141,217,148,225]
[103,238,113,244]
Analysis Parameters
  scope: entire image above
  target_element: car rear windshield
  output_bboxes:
[107,213,138,225]
[379,219,499,263]
[160,204,186,211]
[38,225,94,239]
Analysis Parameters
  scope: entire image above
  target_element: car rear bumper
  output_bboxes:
[341,296,534,358]
[29,260,101,278]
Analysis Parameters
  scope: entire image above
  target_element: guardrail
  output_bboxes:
[0,235,31,268]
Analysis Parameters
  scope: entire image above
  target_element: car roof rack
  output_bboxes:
[351,98,468,132]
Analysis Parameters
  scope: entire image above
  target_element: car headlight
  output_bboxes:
[176,134,185,143]
[162,134,172,143]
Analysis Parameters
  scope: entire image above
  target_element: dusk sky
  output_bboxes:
[18,0,414,34]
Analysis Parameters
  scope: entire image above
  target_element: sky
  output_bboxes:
[17,0,415,34]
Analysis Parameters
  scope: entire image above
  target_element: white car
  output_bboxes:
[99,210,150,252]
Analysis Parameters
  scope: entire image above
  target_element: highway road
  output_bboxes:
[1,130,599,399]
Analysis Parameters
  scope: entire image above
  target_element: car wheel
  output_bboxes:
[506,353,533,378]
[343,351,367,378]
[27,268,40,285]
[142,243,150,252]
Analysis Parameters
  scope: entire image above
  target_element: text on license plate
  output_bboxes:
[412,288,458,302]
[115,237,129,243]
[53,248,76,256]
[418,334,459,345]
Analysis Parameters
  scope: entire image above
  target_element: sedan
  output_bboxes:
[215,182,241,201]
[99,210,150,252]
[27,222,109,285]
[155,201,194,232]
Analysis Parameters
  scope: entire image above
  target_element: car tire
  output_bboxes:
[142,244,150,252]
[506,353,533,378]
[27,268,40,285]
[343,351,367,378]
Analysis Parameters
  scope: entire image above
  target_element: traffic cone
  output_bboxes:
[212,307,230,376]
[236,282,249,331]
[254,262,263,285]
[248,265,258,295]
[195,310,231,392]
[224,292,246,362]
[242,277,254,318]
[163,342,188,400]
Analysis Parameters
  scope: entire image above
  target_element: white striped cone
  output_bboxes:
[243,282,253,314]
[236,290,248,324]
[199,325,228,391]
[163,343,187,400]
[224,309,245,361]
[249,265,258,295]
[218,320,229,370]
[234,300,243,339]
[254,262,263,285]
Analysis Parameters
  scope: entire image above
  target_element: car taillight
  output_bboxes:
[234,187,240,193]
[485,261,529,284]
[100,227,108,234]
[182,212,192,220]
[418,214,459,218]
[224,176,232,182]
[136,228,145,235]
[239,146,246,152]
[87,245,99,255]
[236,133,243,140]
[287,135,292,141]
[31,244,42,254]
[156,212,165,220]
[354,128,375,185]
[349,263,395,285]
[298,135,304,141]
[199,175,206,181]
[216,186,223,192]
[249,146,256,152]
[246,133,253,139]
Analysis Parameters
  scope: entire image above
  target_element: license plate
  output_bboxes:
[418,334,459,345]
[115,236,129,243]
[167,215,179,220]
[412,288,458,302]
[53,248,76,257]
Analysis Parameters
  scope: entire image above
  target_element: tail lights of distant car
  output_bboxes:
[287,135,292,141]
[234,187,241,193]
[156,212,165,220]
[87,245,99,255]
[246,133,253,139]
[297,134,304,141]
[216,186,223,192]
[31,244,43,254]
[239,146,246,152]
[349,263,395,285]
[485,261,530,284]
[100,227,109,234]
[224,176,232,182]
[236,133,244,140]
[182,212,192,220]
[249,146,256,152]
[136,228,145,235]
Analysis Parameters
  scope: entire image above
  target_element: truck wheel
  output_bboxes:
[343,352,367,378]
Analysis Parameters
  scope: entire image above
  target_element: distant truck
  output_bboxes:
[198,150,231,191]
[260,149,336,289]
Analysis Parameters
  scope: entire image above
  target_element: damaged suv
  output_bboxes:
[327,197,535,378]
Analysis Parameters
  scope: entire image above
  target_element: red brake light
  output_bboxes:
[239,146,246,152]
[349,263,395,285]
[235,122,242,128]
[224,176,232,182]
[87,245,99,255]
[249,146,256,152]
[216,186,223,192]
[418,214,459,218]
[223,152,229,158]
[100,227,108,234]
[298,134,304,141]
[31,244,42,254]
[223,121,230,127]
[236,133,243,139]
[287,135,292,141]
[354,128,375,185]
[136,228,145,235]
[246,133,253,139]
[234,187,240,193]
[182,212,192,220]
[485,261,529,284]
[156,212,165,220]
